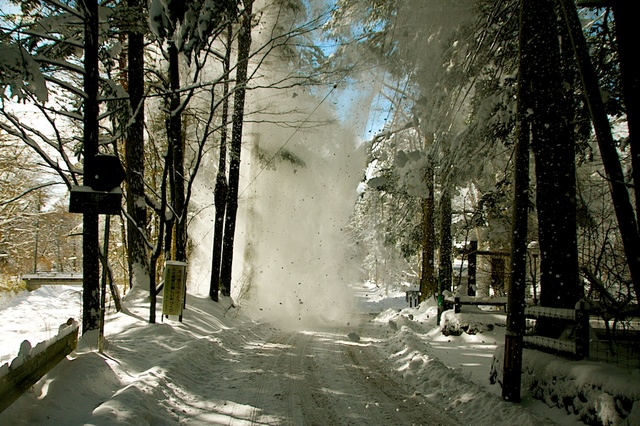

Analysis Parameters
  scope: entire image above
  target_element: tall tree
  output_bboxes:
[502,0,533,402]
[611,3,640,218]
[210,23,233,302]
[558,0,640,303]
[529,0,580,313]
[220,0,253,297]
[419,159,436,299]
[166,39,186,261]
[125,0,150,289]
[148,0,240,268]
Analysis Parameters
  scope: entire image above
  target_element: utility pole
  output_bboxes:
[81,0,100,334]
[69,0,125,335]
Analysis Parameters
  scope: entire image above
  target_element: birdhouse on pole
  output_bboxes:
[69,154,126,215]
[89,154,126,192]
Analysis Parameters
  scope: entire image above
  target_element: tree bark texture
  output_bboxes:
[125,0,149,289]
[220,1,253,297]
[530,0,580,309]
[558,0,640,302]
[419,162,435,300]
[210,24,233,302]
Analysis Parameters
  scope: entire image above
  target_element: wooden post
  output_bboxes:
[467,240,477,296]
[99,217,110,352]
[575,300,590,359]
[80,0,100,334]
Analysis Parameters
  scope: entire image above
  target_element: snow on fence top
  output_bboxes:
[525,306,577,321]
[523,335,577,354]
[0,319,79,378]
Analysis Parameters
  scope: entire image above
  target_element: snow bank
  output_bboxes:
[492,348,640,426]
[0,285,82,365]
[375,305,549,425]
[377,300,640,426]
[440,306,507,336]
[1,282,638,426]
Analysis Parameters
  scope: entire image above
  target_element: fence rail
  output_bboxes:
[523,302,640,369]
[588,316,640,369]
[453,296,508,313]
[0,320,79,413]
[524,301,590,359]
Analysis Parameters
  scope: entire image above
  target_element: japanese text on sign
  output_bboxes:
[162,261,187,316]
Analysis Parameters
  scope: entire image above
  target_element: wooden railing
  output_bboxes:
[0,320,79,413]
[405,290,421,307]
[524,301,590,359]
[453,296,508,313]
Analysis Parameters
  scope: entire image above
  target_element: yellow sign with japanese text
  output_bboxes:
[162,261,187,316]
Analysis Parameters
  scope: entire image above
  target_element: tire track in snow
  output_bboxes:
[225,324,459,425]
[243,331,340,426]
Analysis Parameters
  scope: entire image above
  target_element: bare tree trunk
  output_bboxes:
[502,0,533,401]
[419,161,435,300]
[168,41,187,262]
[612,4,640,219]
[210,24,232,302]
[149,158,170,324]
[125,0,149,289]
[531,0,579,312]
[438,187,452,294]
[220,1,253,297]
[558,0,640,302]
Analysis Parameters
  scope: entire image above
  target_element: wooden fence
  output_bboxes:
[406,290,421,307]
[0,320,79,413]
[453,296,508,313]
[524,301,590,359]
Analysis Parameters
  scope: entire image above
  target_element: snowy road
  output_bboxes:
[1,287,555,425]
[223,327,458,426]
[0,286,461,425]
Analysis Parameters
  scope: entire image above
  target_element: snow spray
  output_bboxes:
[186,2,373,329]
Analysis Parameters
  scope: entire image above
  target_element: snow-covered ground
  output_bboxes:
[0,282,638,425]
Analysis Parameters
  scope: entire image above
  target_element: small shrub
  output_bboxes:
[0,276,27,294]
